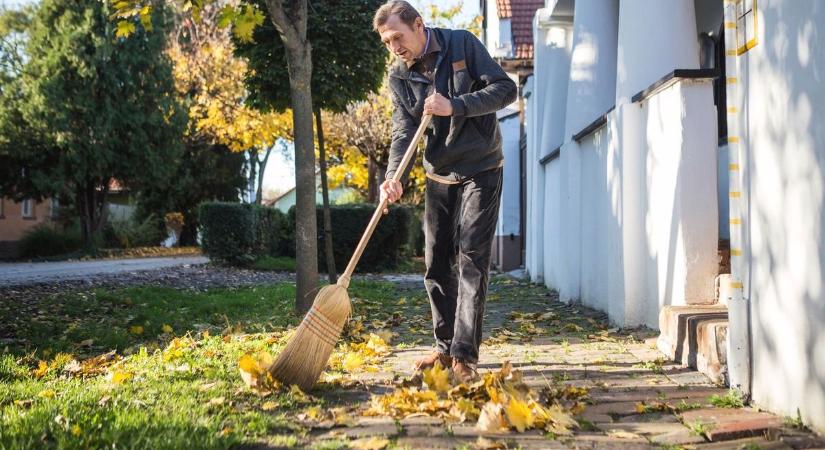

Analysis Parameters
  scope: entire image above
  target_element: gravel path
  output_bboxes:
[0,262,294,303]
[0,256,212,286]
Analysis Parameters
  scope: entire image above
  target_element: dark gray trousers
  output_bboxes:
[423,167,502,364]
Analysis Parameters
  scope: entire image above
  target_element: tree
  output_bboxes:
[166,4,293,207]
[113,0,386,311]
[0,0,186,248]
[233,0,386,291]
[326,83,427,205]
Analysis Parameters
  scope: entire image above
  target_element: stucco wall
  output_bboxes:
[745,0,825,433]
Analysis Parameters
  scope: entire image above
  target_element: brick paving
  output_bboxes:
[297,275,825,449]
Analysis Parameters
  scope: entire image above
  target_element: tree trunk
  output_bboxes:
[256,145,274,206]
[315,108,337,284]
[247,149,258,204]
[286,43,319,313]
[367,157,378,203]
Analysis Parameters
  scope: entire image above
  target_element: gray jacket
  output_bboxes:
[386,28,518,183]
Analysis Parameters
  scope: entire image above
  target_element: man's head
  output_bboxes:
[374,1,428,63]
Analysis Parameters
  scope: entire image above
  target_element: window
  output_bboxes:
[21,199,34,219]
[736,0,758,55]
[0,198,4,218]
[50,198,59,219]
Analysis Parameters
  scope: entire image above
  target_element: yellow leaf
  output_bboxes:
[422,361,451,394]
[71,424,82,436]
[232,4,264,42]
[33,360,49,378]
[161,324,173,334]
[38,389,56,399]
[342,352,364,372]
[635,402,647,414]
[261,401,277,411]
[350,436,390,450]
[129,325,144,335]
[115,20,136,38]
[504,397,534,432]
[108,370,132,385]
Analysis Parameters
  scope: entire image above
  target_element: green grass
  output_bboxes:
[708,389,745,408]
[252,255,297,272]
[0,279,412,449]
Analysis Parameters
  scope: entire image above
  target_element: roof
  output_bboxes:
[496,0,544,59]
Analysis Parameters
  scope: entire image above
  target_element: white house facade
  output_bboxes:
[526,0,825,432]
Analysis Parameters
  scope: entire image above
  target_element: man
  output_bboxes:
[373,1,517,382]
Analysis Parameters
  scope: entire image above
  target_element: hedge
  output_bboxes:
[198,202,258,265]
[288,205,411,272]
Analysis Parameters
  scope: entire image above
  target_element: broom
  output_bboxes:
[270,114,434,391]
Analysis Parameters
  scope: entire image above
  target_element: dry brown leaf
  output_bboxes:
[477,401,509,433]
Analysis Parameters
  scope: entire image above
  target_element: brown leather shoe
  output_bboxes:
[414,352,452,371]
[452,359,479,384]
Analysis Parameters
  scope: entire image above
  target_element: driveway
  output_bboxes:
[0,256,209,286]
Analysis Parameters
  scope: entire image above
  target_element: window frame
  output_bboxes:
[736,0,758,55]
[21,198,35,219]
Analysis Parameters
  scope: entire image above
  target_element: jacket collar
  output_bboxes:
[389,27,451,81]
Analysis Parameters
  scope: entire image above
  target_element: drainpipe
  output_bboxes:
[723,0,752,399]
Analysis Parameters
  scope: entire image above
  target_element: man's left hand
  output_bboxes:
[423,93,453,116]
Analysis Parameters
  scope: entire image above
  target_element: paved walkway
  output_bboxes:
[295,276,825,450]
[0,256,209,286]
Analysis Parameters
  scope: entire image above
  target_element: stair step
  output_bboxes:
[657,305,728,384]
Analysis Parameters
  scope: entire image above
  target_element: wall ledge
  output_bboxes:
[631,69,719,104]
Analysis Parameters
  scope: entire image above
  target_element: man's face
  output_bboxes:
[378,15,426,63]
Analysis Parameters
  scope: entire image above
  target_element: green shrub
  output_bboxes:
[18,224,83,258]
[102,214,166,249]
[294,204,411,273]
[256,207,287,256]
[199,202,257,265]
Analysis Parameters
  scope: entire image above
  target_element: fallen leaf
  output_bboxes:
[422,361,451,394]
[71,424,82,436]
[78,339,94,347]
[342,352,364,372]
[350,436,390,450]
[38,389,56,399]
[261,401,277,411]
[33,360,49,378]
[607,429,642,439]
[477,401,508,433]
[161,324,173,334]
[208,396,225,406]
[107,370,133,385]
[129,325,144,335]
[504,397,534,432]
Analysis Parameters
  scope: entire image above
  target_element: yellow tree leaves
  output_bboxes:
[167,11,292,154]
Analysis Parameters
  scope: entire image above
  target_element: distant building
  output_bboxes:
[0,197,59,258]
[265,171,357,213]
[480,0,544,271]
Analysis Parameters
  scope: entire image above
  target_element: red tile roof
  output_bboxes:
[496,0,543,59]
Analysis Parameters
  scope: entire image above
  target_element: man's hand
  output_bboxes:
[379,179,403,214]
[423,92,453,116]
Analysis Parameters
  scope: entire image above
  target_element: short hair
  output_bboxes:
[373,1,422,32]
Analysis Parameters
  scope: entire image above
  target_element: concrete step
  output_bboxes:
[657,305,728,384]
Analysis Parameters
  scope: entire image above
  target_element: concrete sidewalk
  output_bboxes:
[0,256,209,286]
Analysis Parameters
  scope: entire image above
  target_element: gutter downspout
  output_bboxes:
[723,0,752,399]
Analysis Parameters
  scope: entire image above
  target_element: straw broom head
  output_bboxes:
[269,284,351,390]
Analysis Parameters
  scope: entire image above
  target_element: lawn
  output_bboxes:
[0,280,418,449]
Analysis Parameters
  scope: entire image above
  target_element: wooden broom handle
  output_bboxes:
[337,114,433,289]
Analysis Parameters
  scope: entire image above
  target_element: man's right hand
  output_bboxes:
[379,179,403,214]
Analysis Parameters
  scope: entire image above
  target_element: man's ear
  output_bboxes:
[415,16,424,31]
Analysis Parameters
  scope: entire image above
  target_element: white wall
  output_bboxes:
[744,0,825,433]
